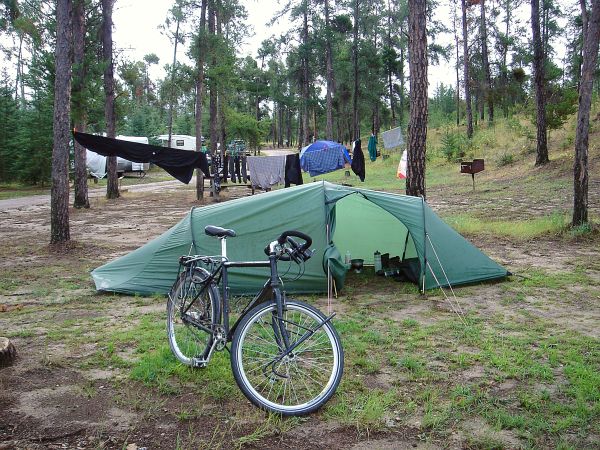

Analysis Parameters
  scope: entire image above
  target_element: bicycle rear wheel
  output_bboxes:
[167,268,220,367]
[231,299,344,416]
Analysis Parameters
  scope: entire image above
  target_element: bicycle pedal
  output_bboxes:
[192,358,208,368]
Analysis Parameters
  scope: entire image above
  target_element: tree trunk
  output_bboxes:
[278,103,284,147]
[301,1,310,146]
[480,0,493,123]
[287,108,293,148]
[195,0,208,200]
[167,16,181,149]
[578,0,589,89]
[72,0,89,209]
[399,21,405,126]
[387,0,396,127]
[406,0,428,199]
[352,0,360,140]
[453,0,460,126]
[208,1,219,198]
[531,0,549,165]
[0,337,17,366]
[501,0,511,117]
[573,0,600,226]
[461,0,473,138]
[51,0,72,244]
[15,32,23,103]
[102,0,119,199]
[217,7,226,161]
[325,0,334,140]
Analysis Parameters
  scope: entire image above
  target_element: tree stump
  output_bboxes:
[0,337,17,367]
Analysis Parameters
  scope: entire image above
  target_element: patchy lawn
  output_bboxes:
[1,154,599,449]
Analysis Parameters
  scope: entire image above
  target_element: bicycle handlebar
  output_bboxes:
[263,230,313,263]
[277,230,312,251]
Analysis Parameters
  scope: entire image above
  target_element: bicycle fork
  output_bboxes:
[264,309,336,379]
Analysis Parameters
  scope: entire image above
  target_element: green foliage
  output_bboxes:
[226,108,270,149]
[497,152,515,167]
[439,128,468,162]
[547,87,578,131]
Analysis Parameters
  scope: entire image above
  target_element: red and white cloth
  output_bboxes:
[397,150,407,179]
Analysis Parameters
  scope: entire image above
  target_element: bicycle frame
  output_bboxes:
[179,236,335,366]
[181,253,284,341]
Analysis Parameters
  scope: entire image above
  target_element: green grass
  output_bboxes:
[0,182,49,199]
[443,212,569,239]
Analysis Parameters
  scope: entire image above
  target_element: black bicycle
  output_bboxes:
[166,226,344,416]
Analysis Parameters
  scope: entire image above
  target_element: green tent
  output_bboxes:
[92,182,508,295]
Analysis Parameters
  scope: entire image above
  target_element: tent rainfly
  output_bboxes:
[91,182,509,295]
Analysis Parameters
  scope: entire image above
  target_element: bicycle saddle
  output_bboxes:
[204,225,236,238]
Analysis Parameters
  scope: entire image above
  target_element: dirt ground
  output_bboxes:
[0,178,599,449]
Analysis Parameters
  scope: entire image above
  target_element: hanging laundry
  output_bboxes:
[397,150,407,179]
[73,131,209,184]
[284,154,303,187]
[368,134,378,161]
[247,155,286,190]
[299,141,351,177]
[351,139,366,182]
[381,126,405,150]
[241,155,248,183]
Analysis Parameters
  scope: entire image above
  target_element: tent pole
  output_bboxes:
[190,207,199,254]
[326,223,331,314]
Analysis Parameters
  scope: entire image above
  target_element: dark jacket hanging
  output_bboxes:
[351,139,366,182]
[73,132,210,184]
[284,153,304,187]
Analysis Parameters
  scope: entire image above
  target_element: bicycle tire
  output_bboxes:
[167,268,220,367]
[231,299,343,416]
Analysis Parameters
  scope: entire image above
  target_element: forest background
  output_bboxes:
[0,0,596,235]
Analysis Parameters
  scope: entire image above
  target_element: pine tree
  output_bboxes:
[51,0,72,244]
[406,0,428,199]
[102,0,119,199]
[573,0,600,226]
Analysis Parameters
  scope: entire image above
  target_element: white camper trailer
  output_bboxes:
[157,134,204,151]
[85,135,150,178]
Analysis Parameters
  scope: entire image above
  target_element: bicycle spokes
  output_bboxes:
[235,302,341,412]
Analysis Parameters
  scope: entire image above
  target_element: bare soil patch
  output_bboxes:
[1,181,599,449]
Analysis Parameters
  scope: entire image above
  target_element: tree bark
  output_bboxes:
[387,0,396,127]
[461,0,473,138]
[453,0,460,126]
[352,0,360,140]
[399,20,405,126]
[531,0,549,165]
[102,0,119,198]
[167,14,181,149]
[301,1,310,146]
[72,0,89,209]
[195,0,208,199]
[480,0,493,123]
[501,0,511,117]
[407,0,428,199]
[51,0,72,244]
[0,337,17,366]
[217,7,226,161]
[278,103,284,147]
[208,0,219,198]
[324,0,334,140]
[573,0,600,226]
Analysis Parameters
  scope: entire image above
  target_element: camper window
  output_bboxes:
[176,140,185,146]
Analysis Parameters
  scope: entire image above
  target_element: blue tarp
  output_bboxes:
[300,141,352,177]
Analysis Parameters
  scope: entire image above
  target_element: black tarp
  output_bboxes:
[74,132,210,184]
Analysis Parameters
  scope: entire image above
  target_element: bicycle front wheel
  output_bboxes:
[167,268,220,367]
[231,300,343,416]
